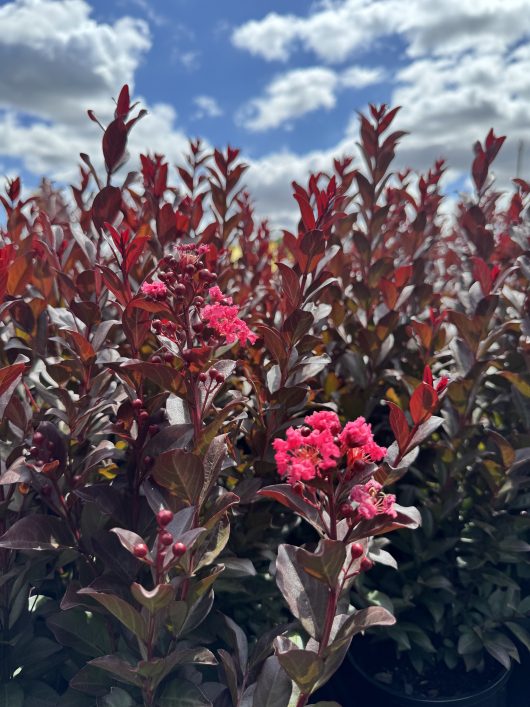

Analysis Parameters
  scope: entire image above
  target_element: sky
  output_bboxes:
[0,0,529,227]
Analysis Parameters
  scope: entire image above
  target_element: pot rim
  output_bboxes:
[347,651,512,704]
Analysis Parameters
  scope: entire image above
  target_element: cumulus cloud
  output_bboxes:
[231,0,530,64]
[193,95,223,119]
[238,64,384,131]
[232,0,530,219]
[0,0,150,123]
[238,67,339,131]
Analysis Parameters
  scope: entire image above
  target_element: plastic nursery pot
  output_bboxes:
[347,652,511,707]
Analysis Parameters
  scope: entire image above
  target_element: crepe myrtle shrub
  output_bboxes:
[352,131,530,695]
[0,85,421,707]
[0,82,524,707]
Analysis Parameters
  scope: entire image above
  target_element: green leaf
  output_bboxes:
[68,664,114,697]
[100,686,135,707]
[158,680,212,706]
[500,371,530,397]
[130,582,175,612]
[295,540,346,588]
[136,647,216,687]
[151,449,205,505]
[0,515,75,551]
[275,638,323,693]
[333,607,395,647]
[19,681,59,707]
[252,655,292,707]
[77,589,148,642]
[506,622,530,652]
[88,656,142,687]
[0,683,23,707]
[275,544,329,640]
[47,609,113,657]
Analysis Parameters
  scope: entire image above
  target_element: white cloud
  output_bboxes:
[0,0,150,124]
[176,50,201,71]
[340,65,386,88]
[232,12,301,61]
[193,95,223,119]
[238,64,384,131]
[232,0,530,221]
[238,67,339,131]
[232,0,530,64]
[0,0,190,184]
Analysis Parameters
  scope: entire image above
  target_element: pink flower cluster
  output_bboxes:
[272,411,387,485]
[350,480,397,519]
[339,417,387,463]
[201,287,257,346]
[141,281,167,299]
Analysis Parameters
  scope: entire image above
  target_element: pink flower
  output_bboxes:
[351,480,397,519]
[339,417,373,447]
[273,425,341,484]
[201,293,257,346]
[339,417,387,463]
[208,286,229,303]
[304,410,341,435]
[141,281,167,299]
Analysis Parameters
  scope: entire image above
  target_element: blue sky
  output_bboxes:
[0,0,529,224]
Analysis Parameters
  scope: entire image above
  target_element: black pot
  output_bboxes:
[347,652,511,707]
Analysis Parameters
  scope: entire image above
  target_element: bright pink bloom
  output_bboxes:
[304,410,341,435]
[208,286,227,303]
[273,425,341,484]
[339,417,373,447]
[351,479,397,519]
[141,281,167,299]
[201,291,257,345]
[339,417,386,463]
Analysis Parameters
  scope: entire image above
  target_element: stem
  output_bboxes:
[295,587,338,707]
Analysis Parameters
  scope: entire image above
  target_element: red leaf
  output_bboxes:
[276,262,301,311]
[378,106,401,133]
[422,365,433,387]
[472,151,488,192]
[102,118,128,174]
[115,85,130,119]
[472,256,492,296]
[409,383,438,425]
[387,402,409,453]
[293,193,316,231]
[92,186,121,231]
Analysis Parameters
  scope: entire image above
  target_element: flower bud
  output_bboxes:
[157,509,174,527]
[151,355,162,364]
[143,455,153,467]
[360,557,373,572]
[159,531,173,546]
[198,372,207,382]
[340,503,355,518]
[198,268,211,281]
[139,410,150,422]
[133,543,149,558]
[172,542,187,558]
[350,543,364,560]
[132,398,143,410]
[32,431,44,445]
